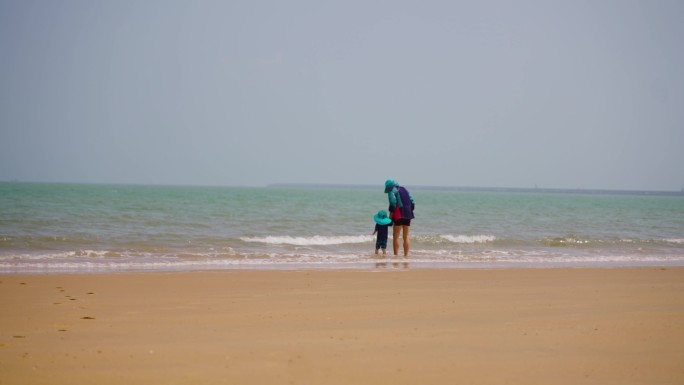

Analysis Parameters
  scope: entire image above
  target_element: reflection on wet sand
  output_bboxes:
[374,256,410,269]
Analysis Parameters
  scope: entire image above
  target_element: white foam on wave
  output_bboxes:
[240,235,373,246]
[665,238,684,244]
[440,235,497,244]
[0,250,114,261]
[3,249,684,274]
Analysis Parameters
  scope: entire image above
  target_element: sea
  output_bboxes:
[1,182,683,273]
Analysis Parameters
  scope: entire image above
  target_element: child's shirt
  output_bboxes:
[374,223,389,241]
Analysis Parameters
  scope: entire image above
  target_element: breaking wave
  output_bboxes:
[440,235,497,244]
[240,235,372,246]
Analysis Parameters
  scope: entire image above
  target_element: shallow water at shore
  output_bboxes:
[1,183,683,273]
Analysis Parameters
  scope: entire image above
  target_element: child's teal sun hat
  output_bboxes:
[374,210,392,225]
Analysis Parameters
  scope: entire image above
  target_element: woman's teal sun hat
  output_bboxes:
[374,210,392,225]
[384,179,396,193]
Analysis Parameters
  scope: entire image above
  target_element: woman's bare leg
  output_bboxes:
[402,225,410,256]
[393,225,401,256]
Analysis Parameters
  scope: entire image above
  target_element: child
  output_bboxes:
[372,210,392,255]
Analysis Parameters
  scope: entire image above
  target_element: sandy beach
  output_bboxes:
[1,268,683,384]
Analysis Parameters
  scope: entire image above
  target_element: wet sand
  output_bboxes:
[1,268,683,384]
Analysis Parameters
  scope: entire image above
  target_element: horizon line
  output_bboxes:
[267,183,684,196]
[2,180,682,196]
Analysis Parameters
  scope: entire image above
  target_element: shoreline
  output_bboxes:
[4,256,684,275]
[2,267,683,384]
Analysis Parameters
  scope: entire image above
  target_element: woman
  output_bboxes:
[384,179,415,256]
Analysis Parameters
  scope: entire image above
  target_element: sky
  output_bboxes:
[1,0,683,190]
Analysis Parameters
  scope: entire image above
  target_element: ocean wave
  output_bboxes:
[541,236,684,247]
[3,252,684,274]
[440,235,497,244]
[239,235,373,246]
[541,236,592,247]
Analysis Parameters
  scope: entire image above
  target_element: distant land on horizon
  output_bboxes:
[268,183,684,197]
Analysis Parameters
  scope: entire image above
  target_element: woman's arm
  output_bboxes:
[388,188,397,209]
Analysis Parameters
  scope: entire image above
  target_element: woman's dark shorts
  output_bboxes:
[393,219,411,226]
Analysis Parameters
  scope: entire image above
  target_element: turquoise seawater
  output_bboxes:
[1,183,683,273]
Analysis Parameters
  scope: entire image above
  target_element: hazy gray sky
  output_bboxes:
[1,0,682,190]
